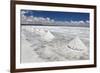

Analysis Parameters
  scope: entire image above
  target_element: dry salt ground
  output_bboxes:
[21,26,90,63]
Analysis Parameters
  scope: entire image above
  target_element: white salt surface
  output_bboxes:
[21,26,90,63]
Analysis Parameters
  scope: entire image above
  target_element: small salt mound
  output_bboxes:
[67,37,88,51]
[42,30,55,42]
[33,28,55,42]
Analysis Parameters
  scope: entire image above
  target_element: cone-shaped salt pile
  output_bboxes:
[33,28,55,42]
[67,37,87,51]
[42,30,55,42]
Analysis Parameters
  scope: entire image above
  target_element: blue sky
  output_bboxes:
[21,9,89,22]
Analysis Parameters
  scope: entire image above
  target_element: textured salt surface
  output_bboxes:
[21,26,90,63]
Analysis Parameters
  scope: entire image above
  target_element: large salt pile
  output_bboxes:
[67,37,88,51]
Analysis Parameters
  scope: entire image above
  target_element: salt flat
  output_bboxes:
[21,26,90,63]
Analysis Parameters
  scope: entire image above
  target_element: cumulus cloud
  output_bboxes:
[21,13,89,27]
[21,14,55,25]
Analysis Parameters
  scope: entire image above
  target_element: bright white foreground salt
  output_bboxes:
[21,26,89,63]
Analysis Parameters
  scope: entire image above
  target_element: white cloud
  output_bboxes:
[86,20,90,24]
[78,21,85,24]
[21,11,26,15]
[21,14,89,27]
